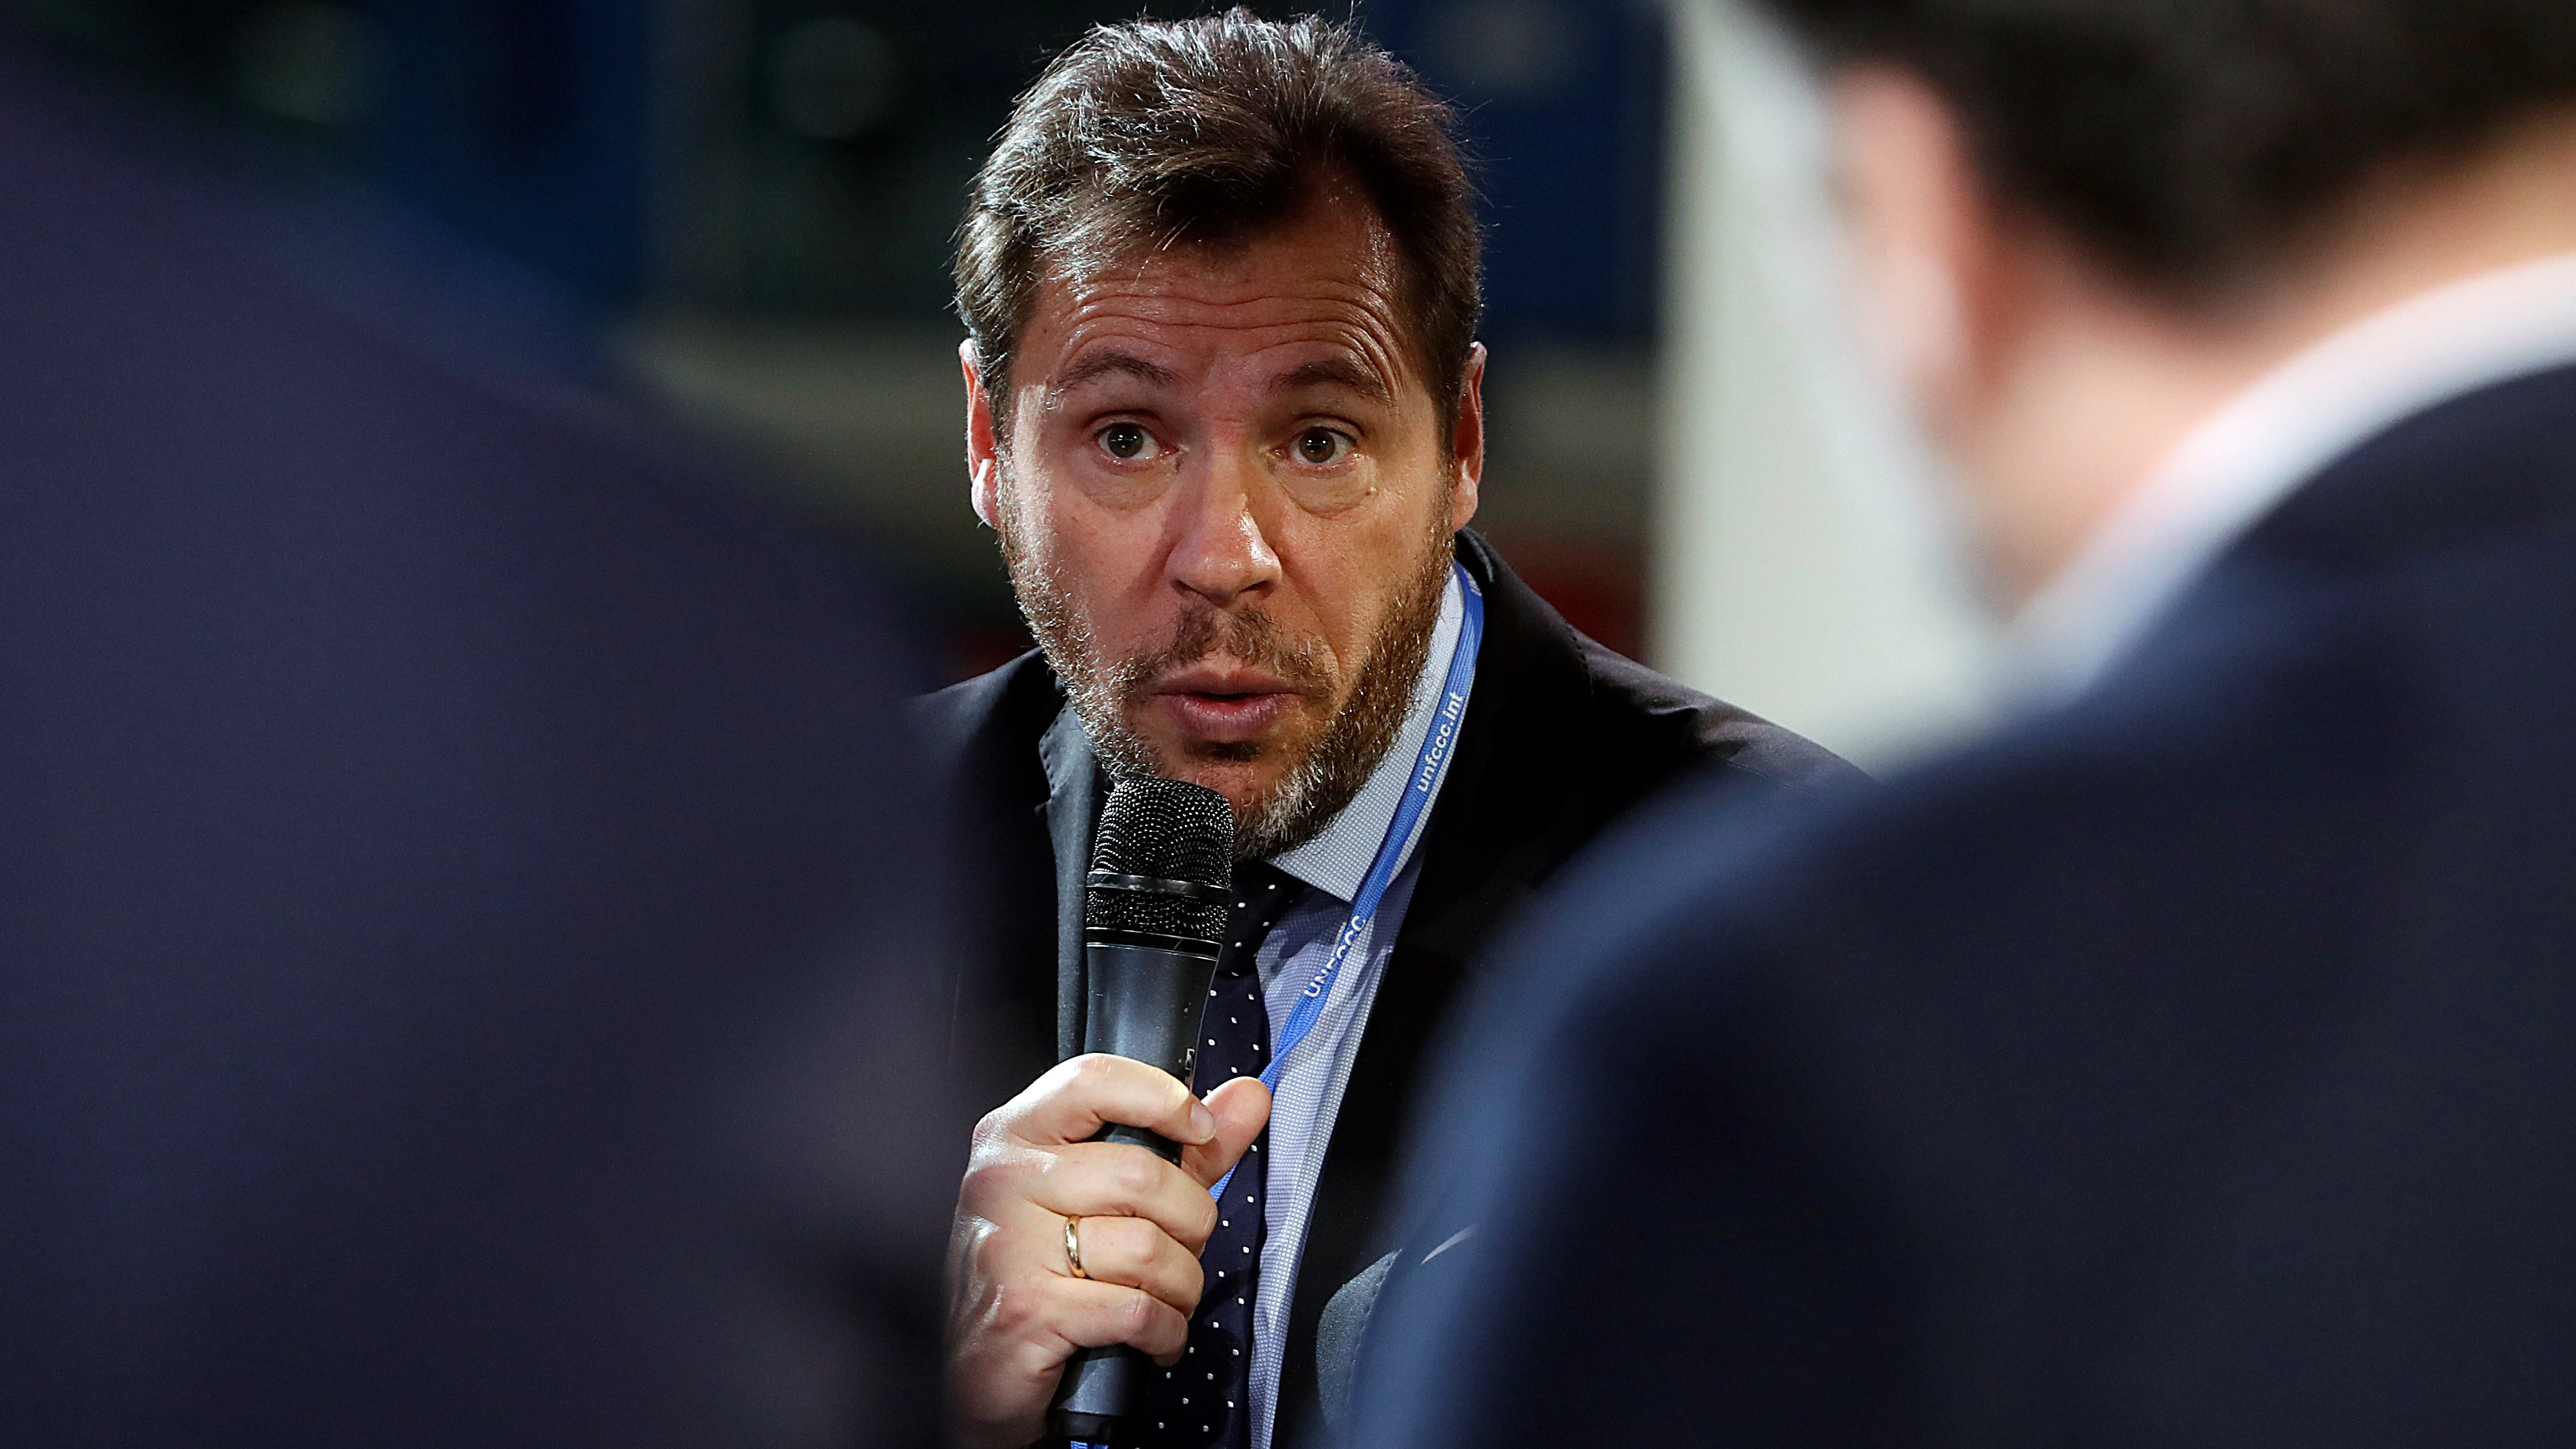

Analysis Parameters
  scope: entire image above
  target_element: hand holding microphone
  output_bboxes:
[944,779,1272,1449]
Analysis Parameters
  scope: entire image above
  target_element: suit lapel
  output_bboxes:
[1275,531,1604,1438]
[2121,363,2576,699]
[1039,706,1099,1062]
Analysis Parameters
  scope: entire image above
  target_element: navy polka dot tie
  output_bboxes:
[1136,861,1301,1449]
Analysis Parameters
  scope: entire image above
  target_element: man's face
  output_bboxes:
[963,186,1483,857]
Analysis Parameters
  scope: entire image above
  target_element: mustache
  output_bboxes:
[1108,606,1333,701]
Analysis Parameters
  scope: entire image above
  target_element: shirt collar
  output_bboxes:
[1268,567,1467,904]
[2012,249,2576,702]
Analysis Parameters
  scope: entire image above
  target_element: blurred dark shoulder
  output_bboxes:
[1570,614,1869,799]
[1447,527,1866,858]
[913,646,1063,808]
[0,37,957,1447]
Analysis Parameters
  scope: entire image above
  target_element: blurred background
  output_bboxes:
[3,0,1996,766]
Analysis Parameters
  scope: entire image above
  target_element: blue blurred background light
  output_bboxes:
[367,0,655,303]
[1381,0,1666,340]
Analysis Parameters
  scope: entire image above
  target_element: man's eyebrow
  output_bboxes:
[1049,350,1180,400]
[1272,356,1393,403]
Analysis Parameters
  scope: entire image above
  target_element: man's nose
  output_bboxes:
[1166,445,1279,608]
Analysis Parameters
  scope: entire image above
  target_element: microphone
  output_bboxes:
[1048,775,1235,1446]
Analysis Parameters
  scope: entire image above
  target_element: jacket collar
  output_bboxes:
[2016,256,2576,698]
[1038,704,1098,1062]
[1390,530,1599,971]
[2240,359,2576,571]
[2087,361,2576,723]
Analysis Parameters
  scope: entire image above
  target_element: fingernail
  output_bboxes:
[1188,1099,1217,1141]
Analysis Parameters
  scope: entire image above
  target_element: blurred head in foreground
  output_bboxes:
[1789,0,2576,599]
[953,7,1485,859]
[1343,3,2576,1446]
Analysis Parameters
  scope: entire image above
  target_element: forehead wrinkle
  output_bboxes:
[1272,355,1393,405]
[1046,348,1181,407]
[1061,276,1388,327]
[1080,289,1414,406]
[1033,256,1425,404]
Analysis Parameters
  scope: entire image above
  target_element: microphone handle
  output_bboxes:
[1047,938,1220,1445]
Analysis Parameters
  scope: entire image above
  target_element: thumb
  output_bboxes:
[1180,1075,1271,1189]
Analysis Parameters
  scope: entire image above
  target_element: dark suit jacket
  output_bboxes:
[0,53,960,1448]
[916,528,1858,1444]
[1352,362,2576,1448]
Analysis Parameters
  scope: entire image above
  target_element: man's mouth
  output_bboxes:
[1145,665,1307,744]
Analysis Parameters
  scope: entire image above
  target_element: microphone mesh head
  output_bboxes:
[1086,776,1233,943]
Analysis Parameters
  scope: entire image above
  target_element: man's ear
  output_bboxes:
[1448,341,1486,531]
[1831,66,2008,437]
[961,339,1004,531]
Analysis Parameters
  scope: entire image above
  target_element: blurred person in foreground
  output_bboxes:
[0,38,960,1449]
[914,12,1858,1449]
[1348,0,2576,1444]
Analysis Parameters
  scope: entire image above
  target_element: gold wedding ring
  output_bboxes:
[1064,1216,1089,1279]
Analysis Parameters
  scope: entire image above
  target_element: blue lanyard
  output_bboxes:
[1210,560,1485,1200]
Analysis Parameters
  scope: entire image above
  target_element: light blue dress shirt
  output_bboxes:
[1239,568,1470,1449]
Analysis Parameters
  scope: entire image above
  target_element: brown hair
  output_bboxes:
[955,8,1481,434]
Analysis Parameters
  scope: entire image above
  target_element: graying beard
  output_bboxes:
[997,516,1157,779]
[1228,541,1447,859]
[997,476,1454,862]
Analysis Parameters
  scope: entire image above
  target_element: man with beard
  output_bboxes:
[914,13,1858,1449]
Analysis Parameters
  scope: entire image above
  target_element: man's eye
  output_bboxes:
[1294,428,1352,466]
[1097,422,1156,461]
